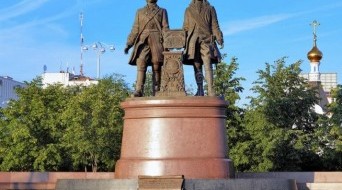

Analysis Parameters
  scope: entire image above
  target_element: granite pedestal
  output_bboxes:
[114,96,232,179]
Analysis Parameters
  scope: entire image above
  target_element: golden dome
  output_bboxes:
[307,45,323,62]
[307,20,323,62]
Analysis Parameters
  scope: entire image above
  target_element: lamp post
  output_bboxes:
[82,42,115,79]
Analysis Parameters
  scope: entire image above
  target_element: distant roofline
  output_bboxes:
[0,76,13,79]
[0,76,25,85]
[42,72,96,81]
[300,72,337,75]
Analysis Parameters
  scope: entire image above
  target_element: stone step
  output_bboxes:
[297,183,342,190]
[2,179,341,190]
[55,179,299,190]
[0,182,55,190]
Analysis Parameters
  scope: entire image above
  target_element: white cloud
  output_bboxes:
[0,0,50,21]
[0,1,80,46]
[223,1,342,37]
[223,14,294,36]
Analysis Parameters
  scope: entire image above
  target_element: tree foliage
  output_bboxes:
[213,56,246,158]
[250,58,318,130]
[0,78,72,171]
[144,70,154,97]
[0,74,130,172]
[321,85,342,170]
[231,58,325,172]
[61,75,129,172]
[329,85,342,130]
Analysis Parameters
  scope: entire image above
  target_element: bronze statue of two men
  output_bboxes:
[125,0,224,97]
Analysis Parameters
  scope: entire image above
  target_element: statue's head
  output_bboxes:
[146,0,157,3]
[192,0,206,3]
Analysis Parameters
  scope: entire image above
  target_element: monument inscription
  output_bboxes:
[138,175,184,190]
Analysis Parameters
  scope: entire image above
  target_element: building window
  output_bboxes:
[0,80,2,86]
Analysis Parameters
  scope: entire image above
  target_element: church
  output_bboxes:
[300,20,338,114]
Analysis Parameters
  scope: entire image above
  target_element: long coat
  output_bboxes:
[183,3,223,65]
[126,5,169,65]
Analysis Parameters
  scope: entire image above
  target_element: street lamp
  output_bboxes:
[82,42,115,79]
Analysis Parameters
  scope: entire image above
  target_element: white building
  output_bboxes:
[0,76,26,108]
[300,73,338,103]
[42,72,98,88]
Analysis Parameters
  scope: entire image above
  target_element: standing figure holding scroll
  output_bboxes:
[183,0,224,96]
[124,0,169,97]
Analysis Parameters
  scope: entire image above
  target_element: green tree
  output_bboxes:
[61,75,130,172]
[231,58,323,172]
[213,56,246,159]
[0,108,5,165]
[250,58,318,130]
[0,78,73,171]
[0,74,130,172]
[329,85,342,131]
[144,70,154,97]
[320,85,342,170]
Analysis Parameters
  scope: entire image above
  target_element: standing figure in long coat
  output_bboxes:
[183,0,224,96]
[124,0,169,97]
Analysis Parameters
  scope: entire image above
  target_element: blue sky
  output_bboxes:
[1,0,341,104]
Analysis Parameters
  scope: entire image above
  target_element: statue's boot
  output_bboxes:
[195,71,204,96]
[133,70,145,97]
[152,68,161,96]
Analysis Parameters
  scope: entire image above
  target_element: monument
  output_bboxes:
[56,1,298,189]
[115,0,232,179]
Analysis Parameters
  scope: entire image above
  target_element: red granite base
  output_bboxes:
[114,96,232,179]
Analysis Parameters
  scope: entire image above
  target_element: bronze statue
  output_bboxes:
[124,0,169,97]
[183,0,224,96]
